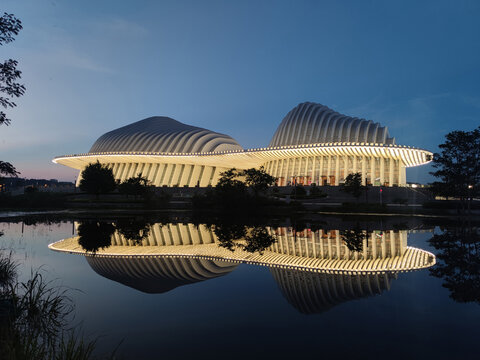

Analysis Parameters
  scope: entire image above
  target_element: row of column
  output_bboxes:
[268,228,408,261]
[80,162,229,187]
[263,155,407,187]
[109,223,215,246]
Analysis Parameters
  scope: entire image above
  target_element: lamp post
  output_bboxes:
[468,184,473,214]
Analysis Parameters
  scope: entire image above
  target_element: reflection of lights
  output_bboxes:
[411,184,418,188]
[468,185,473,189]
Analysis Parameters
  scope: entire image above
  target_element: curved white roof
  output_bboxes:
[271,269,393,314]
[87,256,236,293]
[269,102,395,147]
[89,116,243,154]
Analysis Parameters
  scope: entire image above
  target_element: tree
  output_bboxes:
[77,221,115,253]
[429,225,480,304]
[118,173,153,198]
[341,172,363,199]
[340,225,367,252]
[213,223,276,254]
[430,127,480,212]
[115,218,151,245]
[242,166,277,194]
[0,13,25,177]
[214,168,247,205]
[0,160,19,177]
[78,161,116,196]
[216,168,246,191]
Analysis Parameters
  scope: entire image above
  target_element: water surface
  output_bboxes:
[1,216,478,359]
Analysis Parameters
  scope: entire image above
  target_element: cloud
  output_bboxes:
[94,18,148,39]
[48,48,114,73]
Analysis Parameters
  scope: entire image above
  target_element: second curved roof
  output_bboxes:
[269,102,396,147]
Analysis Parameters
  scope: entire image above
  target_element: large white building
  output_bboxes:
[54,102,432,187]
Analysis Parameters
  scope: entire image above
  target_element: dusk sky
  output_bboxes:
[2,0,480,183]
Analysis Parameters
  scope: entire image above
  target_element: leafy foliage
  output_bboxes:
[115,218,151,245]
[290,185,306,198]
[216,168,246,191]
[242,166,277,193]
[0,13,25,126]
[340,226,367,252]
[429,225,480,304]
[78,161,116,196]
[0,160,19,177]
[0,13,24,177]
[77,221,115,253]
[213,223,276,254]
[430,127,480,203]
[341,172,363,199]
[216,167,276,195]
[118,174,153,198]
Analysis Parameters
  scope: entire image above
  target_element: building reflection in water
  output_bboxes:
[49,222,435,314]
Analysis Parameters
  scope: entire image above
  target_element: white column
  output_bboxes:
[162,164,174,186]
[199,166,210,187]
[399,163,406,186]
[311,156,316,185]
[335,156,340,185]
[210,167,221,186]
[318,157,324,185]
[326,156,332,185]
[361,156,367,185]
[389,159,394,186]
[370,157,375,185]
[179,164,192,186]
[380,157,385,185]
[188,165,202,187]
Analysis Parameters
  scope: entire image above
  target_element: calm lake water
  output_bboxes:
[1,215,479,360]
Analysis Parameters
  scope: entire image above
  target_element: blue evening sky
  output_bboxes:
[2,0,480,182]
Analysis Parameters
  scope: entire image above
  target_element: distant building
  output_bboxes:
[0,178,74,193]
[53,102,432,187]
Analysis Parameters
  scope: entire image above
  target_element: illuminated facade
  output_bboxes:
[53,102,432,187]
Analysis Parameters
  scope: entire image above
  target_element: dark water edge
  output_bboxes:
[1,212,479,359]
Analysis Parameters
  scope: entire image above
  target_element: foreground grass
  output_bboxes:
[0,250,113,359]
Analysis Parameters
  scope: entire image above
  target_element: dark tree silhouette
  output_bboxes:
[0,160,19,177]
[0,13,25,177]
[213,222,246,251]
[340,225,367,252]
[341,172,363,200]
[241,227,276,254]
[77,221,115,253]
[429,225,480,304]
[430,127,480,212]
[118,173,153,198]
[216,168,246,192]
[213,223,276,254]
[78,161,116,197]
[115,218,151,245]
[242,166,277,194]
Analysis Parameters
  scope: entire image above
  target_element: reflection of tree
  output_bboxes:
[77,222,114,253]
[340,225,367,252]
[242,227,276,254]
[429,226,480,304]
[213,223,245,251]
[213,223,276,254]
[115,218,151,245]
